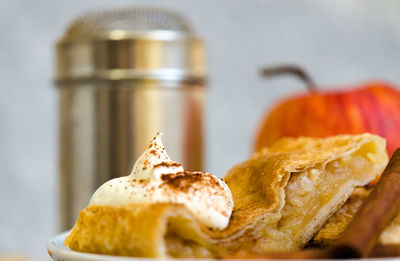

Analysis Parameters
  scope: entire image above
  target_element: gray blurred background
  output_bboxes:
[1,0,400,258]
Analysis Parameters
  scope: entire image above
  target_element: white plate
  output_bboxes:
[47,232,400,261]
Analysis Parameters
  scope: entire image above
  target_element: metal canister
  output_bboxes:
[55,8,206,230]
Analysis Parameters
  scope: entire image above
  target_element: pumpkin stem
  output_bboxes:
[260,65,317,92]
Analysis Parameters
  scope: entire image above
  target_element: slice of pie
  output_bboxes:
[215,133,388,254]
[64,133,388,257]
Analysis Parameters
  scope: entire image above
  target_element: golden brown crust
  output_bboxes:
[65,203,215,258]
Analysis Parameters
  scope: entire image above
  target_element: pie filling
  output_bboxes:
[228,141,383,253]
[165,234,213,258]
[164,215,214,258]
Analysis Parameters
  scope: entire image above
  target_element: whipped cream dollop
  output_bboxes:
[89,132,233,230]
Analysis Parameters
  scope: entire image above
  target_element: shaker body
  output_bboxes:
[55,8,207,230]
[59,80,204,229]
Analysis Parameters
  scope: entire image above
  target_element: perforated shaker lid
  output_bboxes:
[55,7,206,84]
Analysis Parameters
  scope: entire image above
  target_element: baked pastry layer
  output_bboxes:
[65,203,216,258]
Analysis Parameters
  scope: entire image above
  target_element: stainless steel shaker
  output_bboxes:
[55,8,206,230]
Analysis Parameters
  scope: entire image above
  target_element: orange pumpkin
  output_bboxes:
[254,66,400,156]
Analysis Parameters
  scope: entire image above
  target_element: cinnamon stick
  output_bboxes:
[225,244,400,259]
[224,249,329,259]
[370,244,400,257]
[331,148,400,258]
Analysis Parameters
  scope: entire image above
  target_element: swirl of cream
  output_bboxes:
[89,132,233,230]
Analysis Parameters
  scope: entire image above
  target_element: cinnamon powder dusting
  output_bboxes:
[160,171,221,193]
[153,162,182,168]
